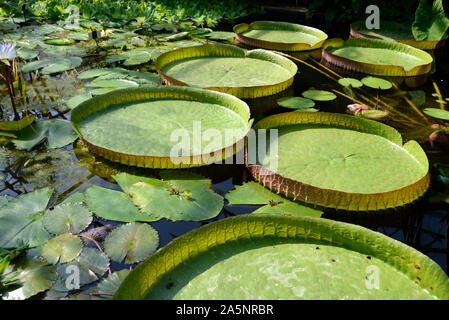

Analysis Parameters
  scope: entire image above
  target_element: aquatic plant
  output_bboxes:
[0,42,19,120]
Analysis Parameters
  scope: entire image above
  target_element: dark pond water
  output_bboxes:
[1,16,449,284]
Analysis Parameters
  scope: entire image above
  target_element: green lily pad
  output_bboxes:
[114,214,449,300]
[248,112,429,212]
[361,77,393,90]
[2,254,57,300]
[423,108,449,120]
[323,38,433,76]
[104,222,159,264]
[41,234,83,265]
[77,68,115,80]
[85,78,139,88]
[59,193,85,206]
[234,21,328,51]
[302,90,337,101]
[85,186,158,222]
[277,97,315,110]
[22,57,82,74]
[17,48,39,60]
[128,172,224,221]
[66,92,93,109]
[68,32,89,41]
[44,38,74,46]
[12,119,77,150]
[43,204,92,235]
[226,182,322,217]
[69,269,130,300]
[338,77,363,88]
[157,44,297,99]
[0,188,53,248]
[0,115,35,132]
[71,86,251,168]
[55,247,110,288]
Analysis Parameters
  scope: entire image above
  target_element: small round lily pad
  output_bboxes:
[423,108,449,121]
[361,77,393,90]
[43,203,93,235]
[338,77,363,88]
[302,90,337,101]
[41,233,83,265]
[104,222,159,264]
[277,97,315,110]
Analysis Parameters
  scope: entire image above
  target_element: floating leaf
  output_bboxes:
[44,38,74,46]
[338,77,363,88]
[85,186,158,222]
[128,172,224,221]
[302,89,337,101]
[115,214,449,300]
[2,254,57,300]
[70,269,130,300]
[22,57,82,74]
[66,92,92,109]
[56,247,109,288]
[17,48,39,60]
[43,203,92,235]
[423,108,449,120]
[361,77,393,90]
[41,234,83,265]
[85,78,139,88]
[226,182,322,217]
[277,97,315,110]
[12,119,77,150]
[104,222,159,264]
[0,188,53,248]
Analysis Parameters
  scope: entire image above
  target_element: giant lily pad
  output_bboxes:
[71,86,252,168]
[247,112,430,212]
[156,44,297,99]
[114,214,449,300]
[322,38,433,77]
[234,21,328,51]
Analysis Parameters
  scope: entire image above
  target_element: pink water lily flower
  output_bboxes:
[347,103,369,113]
[0,42,18,66]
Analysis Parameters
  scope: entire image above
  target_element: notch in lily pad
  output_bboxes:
[41,233,83,265]
[104,222,159,264]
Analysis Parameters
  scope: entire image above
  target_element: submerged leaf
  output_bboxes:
[104,222,159,264]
